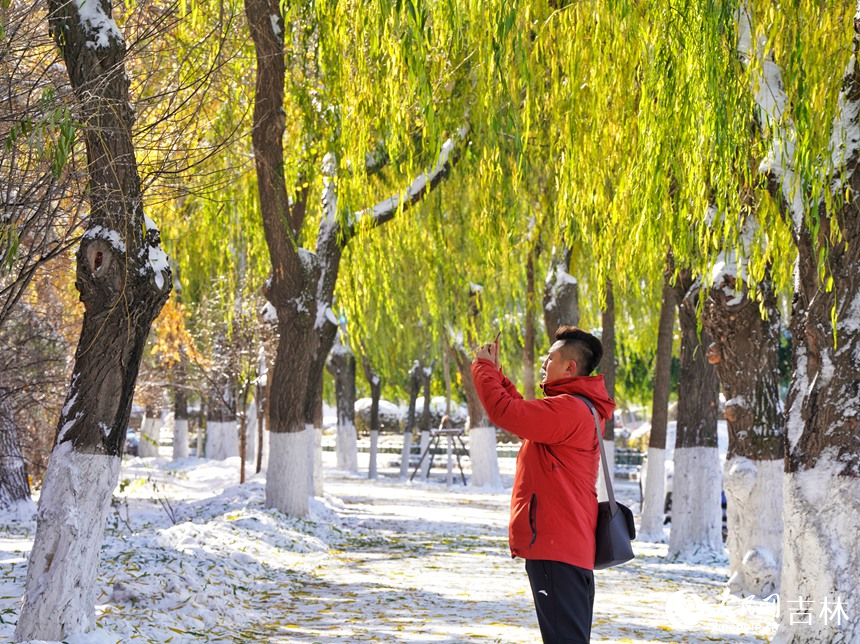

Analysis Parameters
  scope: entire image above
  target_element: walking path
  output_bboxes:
[1,452,776,642]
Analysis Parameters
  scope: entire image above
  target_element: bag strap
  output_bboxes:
[572,394,617,516]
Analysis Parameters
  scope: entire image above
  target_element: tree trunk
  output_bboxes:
[361,356,381,480]
[139,402,160,458]
[597,280,616,502]
[523,250,536,400]
[400,361,422,478]
[418,364,433,479]
[639,264,677,541]
[543,247,578,343]
[703,265,784,597]
[739,9,860,639]
[172,363,189,460]
[667,273,723,560]
[15,2,171,638]
[244,0,464,516]
[0,386,31,511]
[327,336,358,473]
[206,380,238,460]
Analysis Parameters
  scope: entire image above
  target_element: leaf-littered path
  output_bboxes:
[1,452,775,643]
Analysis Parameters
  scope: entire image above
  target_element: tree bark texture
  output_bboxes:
[0,386,30,509]
[16,1,170,639]
[702,271,783,596]
[327,337,358,473]
[543,247,578,344]
[667,274,723,559]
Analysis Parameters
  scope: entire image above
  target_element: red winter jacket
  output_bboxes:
[472,359,616,570]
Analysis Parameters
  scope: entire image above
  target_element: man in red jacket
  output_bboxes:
[472,325,615,644]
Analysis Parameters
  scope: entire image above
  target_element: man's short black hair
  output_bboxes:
[555,326,603,376]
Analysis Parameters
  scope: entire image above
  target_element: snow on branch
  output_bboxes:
[828,1,860,188]
[339,125,470,246]
[737,5,805,230]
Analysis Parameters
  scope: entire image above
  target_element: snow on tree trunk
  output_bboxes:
[266,429,310,516]
[327,336,358,473]
[469,426,501,488]
[138,405,160,458]
[543,247,578,343]
[703,269,784,596]
[668,276,723,560]
[14,1,170,637]
[640,266,677,541]
[0,387,31,511]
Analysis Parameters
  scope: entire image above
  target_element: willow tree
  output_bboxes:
[15,0,172,639]
[737,3,860,640]
[243,0,475,515]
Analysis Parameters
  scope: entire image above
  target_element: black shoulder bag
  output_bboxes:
[573,395,636,569]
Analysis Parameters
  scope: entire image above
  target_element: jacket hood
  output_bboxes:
[540,374,616,420]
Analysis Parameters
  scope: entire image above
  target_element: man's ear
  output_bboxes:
[567,360,577,375]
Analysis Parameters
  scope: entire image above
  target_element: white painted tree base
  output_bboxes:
[469,426,501,488]
[138,415,160,458]
[206,421,239,460]
[311,426,323,497]
[336,421,358,473]
[596,439,615,502]
[772,472,860,643]
[418,431,431,479]
[266,430,310,517]
[15,444,121,641]
[172,419,189,460]
[668,446,724,560]
[724,457,782,597]
[639,447,667,542]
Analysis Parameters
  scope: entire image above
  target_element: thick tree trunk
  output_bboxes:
[667,274,723,560]
[327,336,358,473]
[703,270,783,596]
[639,265,677,541]
[543,247,578,343]
[597,281,616,503]
[15,2,170,638]
[739,8,860,639]
[0,386,31,511]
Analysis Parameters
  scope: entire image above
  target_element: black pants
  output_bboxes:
[525,559,595,644]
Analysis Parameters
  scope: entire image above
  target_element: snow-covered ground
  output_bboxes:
[1,443,778,643]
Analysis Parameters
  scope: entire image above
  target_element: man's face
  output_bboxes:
[540,340,576,384]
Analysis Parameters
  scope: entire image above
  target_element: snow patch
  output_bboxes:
[75,0,123,50]
[269,14,281,37]
[83,225,126,253]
